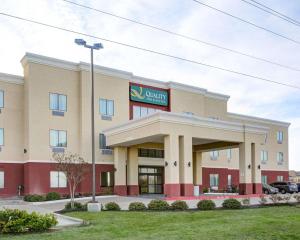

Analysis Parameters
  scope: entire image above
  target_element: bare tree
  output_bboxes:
[53,152,89,209]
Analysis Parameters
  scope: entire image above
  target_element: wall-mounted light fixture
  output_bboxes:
[258,165,261,170]
[174,161,177,167]
[248,164,251,169]
[114,167,117,172]
[188,162,191,167]
[165,161,168,167]
[24,149,27,154]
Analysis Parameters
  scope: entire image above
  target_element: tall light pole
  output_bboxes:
[75,39,103,203]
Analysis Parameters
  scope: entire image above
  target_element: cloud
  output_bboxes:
[0,0,299,169]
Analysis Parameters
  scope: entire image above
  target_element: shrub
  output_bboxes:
[269,194,284,205]
[197,200,216,210]
[64,201,86,211]
[0,209,57,234]
[46,192,61,201]
[259,194,268,205]
[202,188,209,193]
[241,198,250,206]
[222,198,241,209]
[105,202,121,211]
[293,193,300,203]
[171,200,188,210]
[128,202,147,211]
[148,200,169,211]
[283,194,291,204]
[23,194,45,202]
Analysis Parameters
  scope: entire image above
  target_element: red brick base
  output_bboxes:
[253,183,262,194]
[127,185,139,195]
[114,185,127,196]
[180,183,194,196]
[261,170,289,184]
[164,184,180,197]
[239,183,253,195]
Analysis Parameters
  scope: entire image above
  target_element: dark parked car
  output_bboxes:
[297,183,300,192]
[262,183,278,194]
[270,181,298,194]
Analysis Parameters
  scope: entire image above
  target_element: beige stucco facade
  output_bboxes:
[0,53,290,197]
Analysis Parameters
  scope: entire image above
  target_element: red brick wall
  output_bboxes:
[261,170,289,184]
[202,167,239,191]
[0,163,24,197]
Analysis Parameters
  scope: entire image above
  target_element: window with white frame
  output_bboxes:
[277,175,283,181]
[50,171,67,188]
[261,150,268,164]
[277,152,284,165]
[227,149,232,161]
[210,174,219,187]
[50,93,67,112]
[50,130,67,147]
[277,131,283,144]
[99,133,111,150]
[0,90,4,108]
[210,150,219,161]
[0,128,3,146]
[0,171,4,188]
[132,105,158,119]
[261,175,267,184]
[100,99,114,116]
[228,174,232,186]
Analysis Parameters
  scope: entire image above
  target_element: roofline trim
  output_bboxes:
[21,52,230,101]
[0,72,24,85]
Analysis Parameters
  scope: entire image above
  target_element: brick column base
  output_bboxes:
[114,185,127,196]
[180,184,194,196]
[164,184,181,197]
[127,185,139,196]
[253,183,262,194]
[239,183,253,195]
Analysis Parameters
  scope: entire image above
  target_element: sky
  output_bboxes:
[0,0,300,170]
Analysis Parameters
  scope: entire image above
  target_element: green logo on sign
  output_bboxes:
[130,85,168,106]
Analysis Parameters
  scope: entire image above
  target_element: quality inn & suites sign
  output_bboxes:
[130,84,168,106]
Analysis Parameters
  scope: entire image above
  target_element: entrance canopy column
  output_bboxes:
[164,134,180,197]
[114,147,127,196]
[179,136,193,196]
[127,147,139,195]
[239,141,253,194]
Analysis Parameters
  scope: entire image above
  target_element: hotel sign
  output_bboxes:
[130,84,168,106]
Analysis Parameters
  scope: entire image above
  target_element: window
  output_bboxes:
[228,174,232,186]
[261,150,268,164]
[227,149,232,161]
[138,148,164,158]
[50,93,67,112]
[0,171,4,188]
[100,99,114,116]
[277,175,284,181]
[277,131,283,144]
[99,133,111,149]
[0,90,3,108]
[210,174,219,187]
[50,130,67,147]
[0,128,3,146]
[261,175,267,184]
[50,171,67,188]
[210,150,219,160]
[101,172,114,187]
[132,105,158,119]
[277,152,284,165]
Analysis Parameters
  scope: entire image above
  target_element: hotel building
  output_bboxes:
[0,53,290,197]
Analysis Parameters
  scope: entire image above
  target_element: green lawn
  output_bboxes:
[3,206,300,240]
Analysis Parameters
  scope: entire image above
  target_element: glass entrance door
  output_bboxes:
[138,166,163,194]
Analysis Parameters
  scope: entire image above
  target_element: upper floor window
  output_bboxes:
[99,133,110,150]
[277,131,283,144]
[50,93,67,112]
[133,105,158,119]
[50,171,67,188]
[100,99,114,116]
[0,128,3,146]
[277,152,284,165]
[0,171,4,189]
[227,149,232,161]
[261,150,268,164]
[0,90,4,108]
[50,130,67,147]
[210,150,219,161]
[138,148,164,158]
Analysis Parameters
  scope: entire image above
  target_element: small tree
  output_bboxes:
[53,152,89,209]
